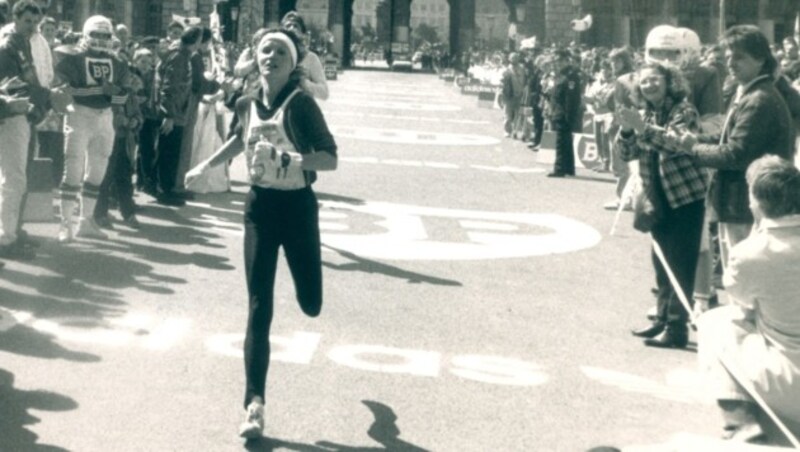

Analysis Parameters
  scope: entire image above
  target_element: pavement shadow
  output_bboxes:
[0,368,78,452]
[0,285,108,362]
[321,244,461,287]
[244,400,429,451]
[316,192,367,206]
[16,240,186,295]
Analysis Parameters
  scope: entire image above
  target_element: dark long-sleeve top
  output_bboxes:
[548,65,583,128]
[690,74,795,223]
[157,42,193,125]
[0,32,50,122]
[616,98,707,210]
[190,51,220,96]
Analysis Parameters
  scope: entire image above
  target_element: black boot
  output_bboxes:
[631,321,665,338]
[643,322,688,348]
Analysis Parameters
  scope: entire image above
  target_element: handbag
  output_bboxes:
[632,185,664,233]
[632,157,667,233]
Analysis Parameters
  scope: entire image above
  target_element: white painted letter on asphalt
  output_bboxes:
[327,344,440,377]
[450,355,549,386]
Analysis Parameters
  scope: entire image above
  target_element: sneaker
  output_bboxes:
[58,221,74,243]
[238,398,264,439]
[76,218,108,240]
[0,241,35,261]
[95,215,114,230]
[122,215,141,230]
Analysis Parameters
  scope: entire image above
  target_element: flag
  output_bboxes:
[172,13,201,27]
[209,11,223,42]
[795,12,800,44]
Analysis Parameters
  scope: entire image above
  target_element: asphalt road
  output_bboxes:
[0,68,721,452]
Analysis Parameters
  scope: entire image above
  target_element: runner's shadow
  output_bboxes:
[322,244,461,286]
[0,368,77,452]
[244,400,428,451]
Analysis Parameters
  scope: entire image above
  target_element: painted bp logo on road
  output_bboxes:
[319,201,601,260]
[330,126,500,146]
[331,99,462,112]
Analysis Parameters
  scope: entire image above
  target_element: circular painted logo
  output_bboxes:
[319,201,602,260]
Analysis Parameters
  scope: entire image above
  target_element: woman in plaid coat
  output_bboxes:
[616,62,707,349]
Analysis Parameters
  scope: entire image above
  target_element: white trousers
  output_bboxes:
[0,116,30,245]
[63,105,114,188]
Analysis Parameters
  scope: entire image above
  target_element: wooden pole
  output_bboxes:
[719,0,726,36]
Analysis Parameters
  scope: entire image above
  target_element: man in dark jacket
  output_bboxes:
[547,49,583,177]
[0,0,68,259]
[154,26,202,206]
[680,25,795,275]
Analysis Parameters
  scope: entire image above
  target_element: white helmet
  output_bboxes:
[83,15,114,53]
[645,25,701,68]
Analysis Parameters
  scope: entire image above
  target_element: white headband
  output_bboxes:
[259,32,298,70]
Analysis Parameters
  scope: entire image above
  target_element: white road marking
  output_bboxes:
[330,99,461,112]
[580,366,708,405]
[331,126,499,146]
[328,111,490,125]
[469,165,545,173]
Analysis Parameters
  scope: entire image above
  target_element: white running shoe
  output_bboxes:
[57,221,73,243]
[76,218,108,240]
[238,398,264,439]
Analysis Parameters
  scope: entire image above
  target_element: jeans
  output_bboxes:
[0,116,30,245]
[242,185,323,408]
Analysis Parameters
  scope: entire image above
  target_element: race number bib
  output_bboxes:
[248,126,305,189]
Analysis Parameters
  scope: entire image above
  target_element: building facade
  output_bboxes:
[38,0,800,49]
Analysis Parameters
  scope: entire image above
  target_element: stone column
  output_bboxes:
[757,0,774,43]
[76,0,91,28]
[328,0,345,59]
[660,0,678,26]
[391,0,412,53]
[448,0,474,57]
[544,0,577,45]
[264,0,281,28]
[613,0,629,46]
[123,0,134,30]
[237,0,264,44]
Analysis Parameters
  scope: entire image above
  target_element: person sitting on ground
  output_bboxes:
[698,155,800,444]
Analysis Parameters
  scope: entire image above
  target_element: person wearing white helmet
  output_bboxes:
[53,14,130,242]
[645,25,722,117]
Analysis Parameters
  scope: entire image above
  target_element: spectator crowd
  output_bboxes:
[460,22,800,448]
